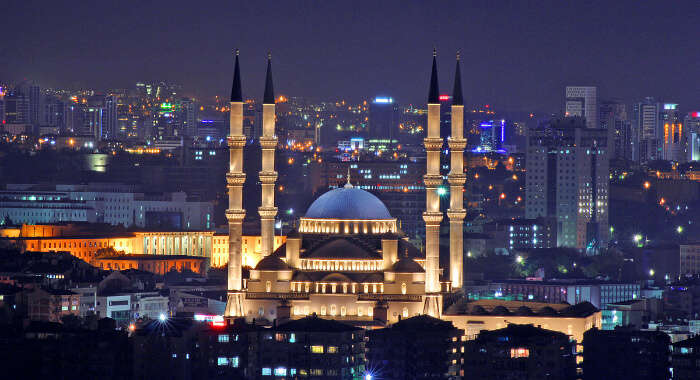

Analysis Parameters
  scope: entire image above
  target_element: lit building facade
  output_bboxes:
[565,86,597,129]
[224,51,465,325]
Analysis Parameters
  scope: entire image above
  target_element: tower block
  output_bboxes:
[225,50,246,317]
[423,49,443,317]
[447,53,466,289]
[259,53,278,257]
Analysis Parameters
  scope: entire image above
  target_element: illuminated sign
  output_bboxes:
[373,97,393,104]
[664,103,678,110]
[438,95,450,101]
[691,112,700,118]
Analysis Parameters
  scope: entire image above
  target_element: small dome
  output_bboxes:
[255,256,291,271]
[391,257,425,273]
[305,186,392,220]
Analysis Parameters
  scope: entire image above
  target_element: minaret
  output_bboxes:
[225,49,246,317]
[423,49,443,317]
[447,52,466,289]
[259,53,278,257]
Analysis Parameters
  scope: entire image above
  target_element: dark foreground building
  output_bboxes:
[672,335,700,380]
[462,324,576,380]
[366,314,463,379]
[133,315,365,380]
[583,327,670,380]
[0,319,130,380]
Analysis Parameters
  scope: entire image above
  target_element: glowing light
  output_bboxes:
[500,193,506,199]
[659,198,666,205]
[128,324,135,331]
[516,255,523,264]
[373,97,393,104]
[438,95,450,101]
[159,313,167,322]
[643,181,650,189]
[649,269,655,276]
[633,234,643,243]
[436,187,447,196]
[677,226,684,234]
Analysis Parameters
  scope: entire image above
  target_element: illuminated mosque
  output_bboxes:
[224,49,467,325]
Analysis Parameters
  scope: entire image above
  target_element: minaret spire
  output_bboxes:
[428,48,440,104]
[447,50,467,290]
[423,49,444,317]
[263,52,275,104]
[344,166,353,188]
[259,51,279,258]
[230,49,242,102]
[225,49,247,317]
[452,51,463,106]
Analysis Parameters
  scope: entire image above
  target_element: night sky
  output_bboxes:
[3,0,699,113]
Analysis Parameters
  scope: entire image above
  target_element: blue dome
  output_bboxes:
[305,186,392,220]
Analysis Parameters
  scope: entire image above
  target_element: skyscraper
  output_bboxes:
[565,86,597,129]
[685,112,700,162]
[4,89,30,124]
[661,103,684,162]
[599,101,629,160]
[28,84,41,126]
[526,118,609,250]
[369,96,398,139]
[632,98,662,163]
[104,95,118,140]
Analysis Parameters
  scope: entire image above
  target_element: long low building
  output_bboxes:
[2,223,285,269]
[443,299,602,344]
[94,255,207,275]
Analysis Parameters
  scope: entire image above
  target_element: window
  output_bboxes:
[262,368,272,376]
[218,334,229,343]
[310,369,323,376]
[328,346,338,354]
[217,357,228,366]
[311,345,324,354]
[401,282,407,295]
[510,348,530,358]
[320,305,326,316]
[266,281,271,292]
[402,307,409,318]
[289,333,296,343]
[61,306,68,311]
[274,368,287,376]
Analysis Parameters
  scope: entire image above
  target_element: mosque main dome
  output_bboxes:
[304,185,392,220]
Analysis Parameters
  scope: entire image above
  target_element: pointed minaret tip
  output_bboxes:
[344,166,353,188]
[452,50,464,106]
[230,49,242,102]
[428,48,440,104]
[263,52,275,104]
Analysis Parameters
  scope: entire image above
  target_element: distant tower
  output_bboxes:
[423,49,443,317]
[225,50,246,317]
[447,52,466,289]
[259,53,278,257]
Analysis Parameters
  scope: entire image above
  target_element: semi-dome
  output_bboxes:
[255,255,292,271]
[305,185,392,220]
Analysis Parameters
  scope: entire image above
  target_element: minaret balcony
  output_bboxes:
[226,172,246,185]
[447,173,466,185]
[227,135,247,148]
[423,174,443,187]
[446,209,467,220]
[422,211,443,225]
[259,136,278,149]
[258,207,278,219]
[258,171,278,183]
[225,209,246,222]
[447,138,467,150]
[423,138,443,150]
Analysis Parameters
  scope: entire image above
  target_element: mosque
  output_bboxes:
[223,49,467,325]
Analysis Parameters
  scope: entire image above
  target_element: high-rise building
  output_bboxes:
[181,98,196,136]
[104,95,118,140]
[4,89,30,124]
[685,112,700,162]
[369,96,399,140]
[28,84,41,126]
[42,96,67,131]
[526,118,609,250]
[632,97,662,163]
[599,100,630,160]
[565,86,597,129]
[661,103,684,162]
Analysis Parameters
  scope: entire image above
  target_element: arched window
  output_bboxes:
[340,306,347,317]
[266,281,271,292]
[401,283,407,295]
[320,305,327,316]
[330,304,337,316]
[357,307,363,317]
[402,307,409,318]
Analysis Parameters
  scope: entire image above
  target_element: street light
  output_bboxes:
[633,234,643,243]
[677,226,684,234]
[159,313,167,322]
[436,187,447,196]
[649,269,655,277]
[516,255,523,264]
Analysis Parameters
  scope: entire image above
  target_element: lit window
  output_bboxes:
[262,368,272,376]
[61,306,68,311]
[289,333,296,343]
[274,367,287,376]
[510,348,529,358]
[217,357,228,366]
[311,345,324,354]
[218,334,229,343]
[327,346,338,353]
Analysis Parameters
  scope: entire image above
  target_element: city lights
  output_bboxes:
[436,187,447,196]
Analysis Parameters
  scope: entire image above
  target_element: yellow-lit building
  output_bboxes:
[212,233,285,268]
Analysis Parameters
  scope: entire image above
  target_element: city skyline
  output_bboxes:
[3,0,699,113]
